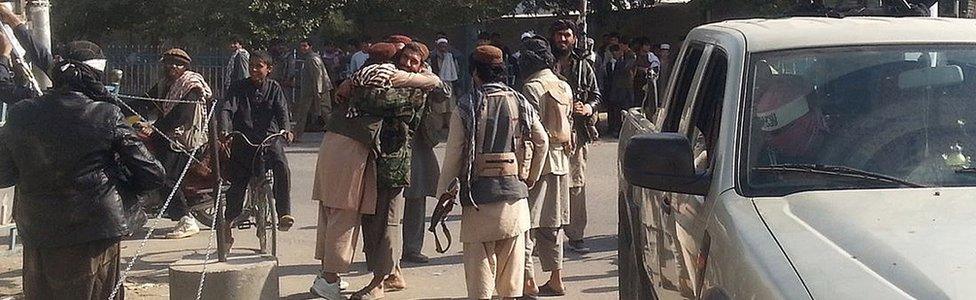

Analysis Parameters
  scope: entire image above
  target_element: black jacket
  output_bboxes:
[558,49,602,144]
[0,91,165,248]
[219,78,292,142]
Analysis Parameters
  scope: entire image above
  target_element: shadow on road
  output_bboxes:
[564,269,618,282]
[281,292,319,300]
[582,285,620,294]
[402,254,462,269]
[278,262,370,278]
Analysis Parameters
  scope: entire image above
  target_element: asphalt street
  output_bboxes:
[0,132,625,299]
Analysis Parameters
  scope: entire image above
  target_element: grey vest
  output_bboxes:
[461,89,530,206]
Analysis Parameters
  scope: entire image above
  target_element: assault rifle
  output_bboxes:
[429,178,459,253]
[1,23,42,97]
[574,0,599,140]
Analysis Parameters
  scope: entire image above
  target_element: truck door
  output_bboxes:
[668,44,730,296]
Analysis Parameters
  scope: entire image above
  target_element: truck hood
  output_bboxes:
[753,188,976,299]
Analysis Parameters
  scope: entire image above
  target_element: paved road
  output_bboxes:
[0,133,625,299]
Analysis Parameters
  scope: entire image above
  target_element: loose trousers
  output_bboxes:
[155,141,191,221]
[225,139,291,222]
[464,235,525,299]
[315,188,404,276]
[23,238,123,300]
[525,227,563,279]
[564,143,588,242]
[564,186,588,241]
[315,204,361,273]
[402,196,427,256]
[361,187,405,276]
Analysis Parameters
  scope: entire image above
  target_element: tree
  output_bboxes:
[50,0,343,46]
[48,0,630,46]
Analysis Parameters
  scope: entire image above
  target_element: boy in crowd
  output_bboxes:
[219,50,296,243]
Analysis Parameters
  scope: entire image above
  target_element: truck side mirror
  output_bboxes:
[622,132,709,195]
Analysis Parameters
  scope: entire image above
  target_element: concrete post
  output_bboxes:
[169,254,280,300]
[26,0,50,89]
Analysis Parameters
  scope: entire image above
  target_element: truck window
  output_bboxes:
[684,49,729,173]
[744,45,976,196]
[662,45,705,132]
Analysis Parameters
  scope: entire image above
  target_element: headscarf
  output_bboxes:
[157,71,213,115]
[52,41,115,103]
[518,37,556,78]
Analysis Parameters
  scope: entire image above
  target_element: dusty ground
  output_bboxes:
[0,133,626,299]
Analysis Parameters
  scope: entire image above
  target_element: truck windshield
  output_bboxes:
[743,45,976,196]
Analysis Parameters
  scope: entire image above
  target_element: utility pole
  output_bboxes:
[26,0,50,89]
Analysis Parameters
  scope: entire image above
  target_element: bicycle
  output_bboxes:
[223,130,289,256]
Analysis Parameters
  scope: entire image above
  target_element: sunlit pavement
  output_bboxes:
[0,132,624,299]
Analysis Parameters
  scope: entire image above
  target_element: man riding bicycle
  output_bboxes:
[219,50,296,245]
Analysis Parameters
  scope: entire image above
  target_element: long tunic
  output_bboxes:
[312,132,378,214]
[522,69,573,228]
[312,67,441,214]
[438,110,548,243]
[299,51,333,121]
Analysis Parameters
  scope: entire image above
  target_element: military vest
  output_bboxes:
[460,88,531,206]
[326,86,427,188]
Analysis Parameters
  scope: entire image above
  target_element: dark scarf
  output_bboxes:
[518,39,556,80]
[52,59,115,103]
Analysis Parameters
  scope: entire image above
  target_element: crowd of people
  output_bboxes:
[0,2,674,298]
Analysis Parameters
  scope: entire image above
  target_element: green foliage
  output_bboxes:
[247,0,346,43]
[49,0,622,46]
[341,0,524,29]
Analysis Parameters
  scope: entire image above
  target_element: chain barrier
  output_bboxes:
[107,98,222,300]
[107,146,197,300]
[194,183,223,300]
[117,93,208,105]
[113,98,203,164]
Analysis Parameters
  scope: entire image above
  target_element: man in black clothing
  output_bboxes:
[0,40,165,300]
[0,6,52,104]
[220,50,295,239]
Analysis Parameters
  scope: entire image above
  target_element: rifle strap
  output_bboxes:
[430,221,453,254]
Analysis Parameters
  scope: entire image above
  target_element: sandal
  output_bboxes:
[537,282,566,297]
[383,275,406,292]
[349,289,384,300]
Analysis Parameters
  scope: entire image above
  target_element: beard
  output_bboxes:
[552,44,572,59]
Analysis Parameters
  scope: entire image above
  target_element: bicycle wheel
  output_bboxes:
[268,186,278,257]
[253,181,269,255]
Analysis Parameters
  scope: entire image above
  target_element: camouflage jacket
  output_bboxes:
[327,86,427,188]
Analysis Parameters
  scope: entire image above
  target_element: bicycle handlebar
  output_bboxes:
[227,130,288,148]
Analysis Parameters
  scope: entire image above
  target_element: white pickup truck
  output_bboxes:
[618,17,976,299]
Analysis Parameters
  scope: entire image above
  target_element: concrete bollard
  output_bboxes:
[169,254,279,300]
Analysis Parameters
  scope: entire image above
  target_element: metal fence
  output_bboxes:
[103,45,230,99]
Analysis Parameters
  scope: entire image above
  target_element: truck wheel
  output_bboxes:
[618,190,639,299]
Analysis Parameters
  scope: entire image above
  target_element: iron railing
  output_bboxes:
[104,45,230,99]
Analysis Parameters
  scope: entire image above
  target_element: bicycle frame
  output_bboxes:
[226,131,287,256]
